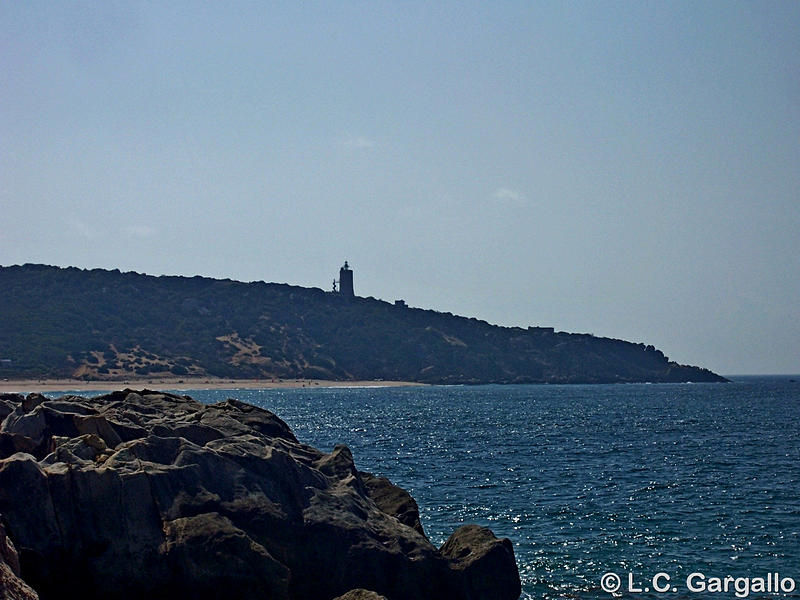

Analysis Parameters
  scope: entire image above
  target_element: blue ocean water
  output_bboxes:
[56,377,800,598]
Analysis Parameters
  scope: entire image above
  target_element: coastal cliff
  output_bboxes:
[0,264,725,384]
[0,390,521,600]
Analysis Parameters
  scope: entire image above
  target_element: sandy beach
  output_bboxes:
[0,377,425,394]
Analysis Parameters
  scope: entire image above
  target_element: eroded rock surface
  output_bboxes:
[0,518,39,600]
[0,390,520,600]
[333,590,388,600]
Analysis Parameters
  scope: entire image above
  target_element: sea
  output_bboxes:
[55,376,800,599]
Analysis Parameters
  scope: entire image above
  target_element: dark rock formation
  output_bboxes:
[441,524,522,600]
[360,472,425,536]
[0,390,520,600]
[0,519,39,600]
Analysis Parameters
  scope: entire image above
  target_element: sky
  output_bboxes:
[2,2,799,375]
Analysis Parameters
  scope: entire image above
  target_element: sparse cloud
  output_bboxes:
[124,225,157,237]
[493,187,530,206]
[342,134,376,149]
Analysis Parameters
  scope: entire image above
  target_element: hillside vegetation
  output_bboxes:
[0,264,725,384]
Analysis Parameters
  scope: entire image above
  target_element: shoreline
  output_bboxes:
[0,377,426,394]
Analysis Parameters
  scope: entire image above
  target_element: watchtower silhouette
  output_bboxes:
[338,261,354,297]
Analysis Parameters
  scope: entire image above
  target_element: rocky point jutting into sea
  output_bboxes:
[0,390,520,600]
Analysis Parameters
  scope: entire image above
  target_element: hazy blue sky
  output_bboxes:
[2,2,798,375]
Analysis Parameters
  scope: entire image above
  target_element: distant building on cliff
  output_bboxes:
[335,261,354,298]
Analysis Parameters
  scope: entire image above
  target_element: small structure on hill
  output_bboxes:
[334,261,354,298]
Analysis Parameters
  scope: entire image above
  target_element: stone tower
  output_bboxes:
[339,261,354,297]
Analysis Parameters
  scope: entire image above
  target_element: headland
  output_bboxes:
[0,264,727,385]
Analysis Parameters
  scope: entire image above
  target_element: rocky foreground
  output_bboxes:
[0,390,520,600]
